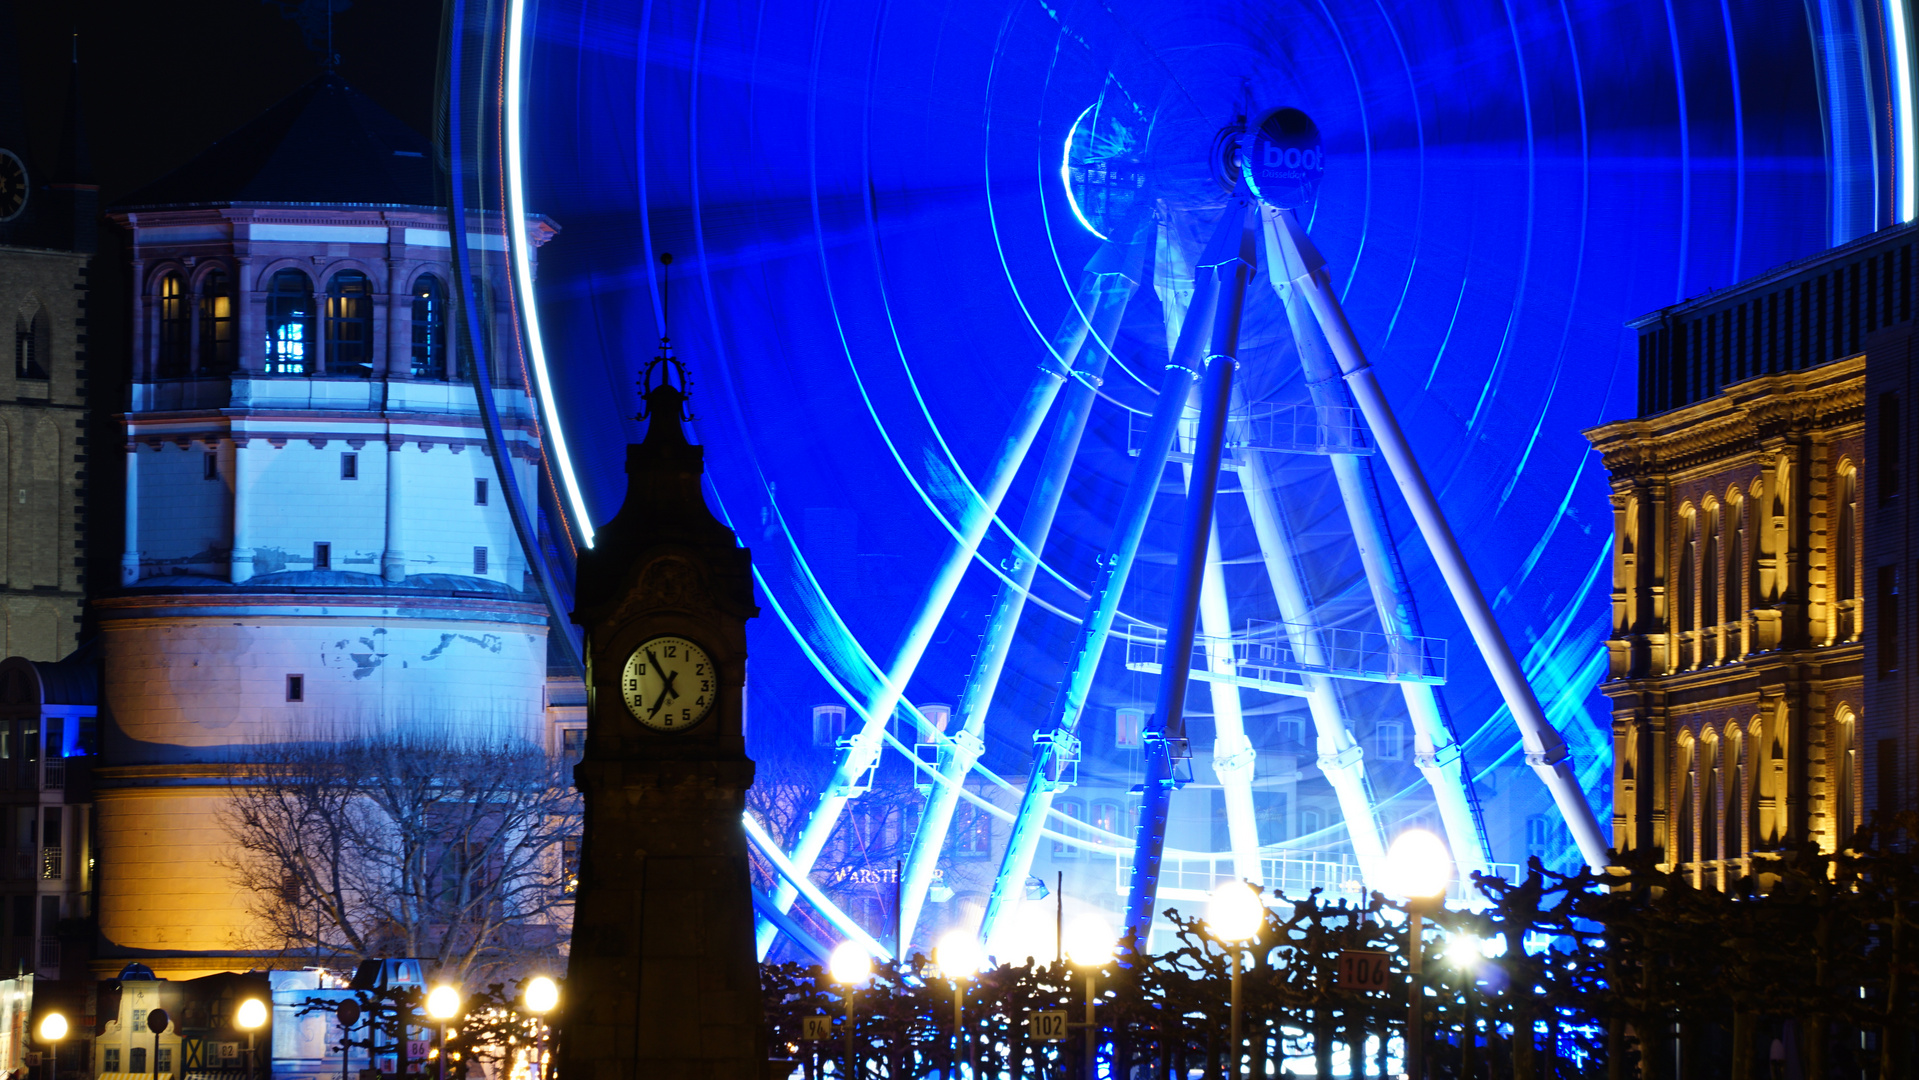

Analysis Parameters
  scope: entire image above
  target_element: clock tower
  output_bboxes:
[564,342,764,1080]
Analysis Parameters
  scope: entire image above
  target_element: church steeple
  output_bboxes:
[43,33,96,252]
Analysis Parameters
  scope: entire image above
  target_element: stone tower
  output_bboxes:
[93,74,557,975]
[565,346,763,1080]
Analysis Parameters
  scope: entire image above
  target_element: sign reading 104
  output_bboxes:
[621,635,718,732]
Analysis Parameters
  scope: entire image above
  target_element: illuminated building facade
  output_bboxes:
[89,75,557,976]
[1582,223,1919,880]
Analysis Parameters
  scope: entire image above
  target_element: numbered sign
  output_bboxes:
[801,1015,834,1040]
[1337,950,1391,991]
[1029,1010,1070,1041]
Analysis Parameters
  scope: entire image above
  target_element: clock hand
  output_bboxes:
[644,651,674,717]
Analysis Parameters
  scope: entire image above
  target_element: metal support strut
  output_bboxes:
[976,201,1250,950]
[1265,206,1611,871]
[1122,200,1256,946]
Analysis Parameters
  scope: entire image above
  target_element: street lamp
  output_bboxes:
[523,977,559,1080]
[36,1011,65,1080]
[1447,933,1484,1080]
[935,931,986,1079]
[827,942,870,1080]
[1385,829,1452,1080]
[1062,915,1115,1080]
[236,998,269,1080]
[426,986,461,1080]
[1206,881,1266,1080]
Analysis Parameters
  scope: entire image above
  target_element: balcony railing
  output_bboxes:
[40,846,61,880]
[41,760,63,791]
[36,936,57,972]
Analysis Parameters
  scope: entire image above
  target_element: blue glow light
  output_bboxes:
[1895,0,1917,223]
[504,0,594,547]
[1060,105,1108,241]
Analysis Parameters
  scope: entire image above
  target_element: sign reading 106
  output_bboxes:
[621,635,718,732]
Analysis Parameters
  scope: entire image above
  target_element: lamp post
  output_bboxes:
[1384,829,1452,1080]
[1447,933,1483,1080]
[934,931,985,1079]
[236,998,269,1080]
[1062,916,1115,1080]
[36,1010,65,1080]
[827,942,871,1079]
[426,987,461,1080]
[523,977,559,1080]
[1206,881,1266,1080]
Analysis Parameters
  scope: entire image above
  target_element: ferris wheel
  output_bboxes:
[485,0,1880,962]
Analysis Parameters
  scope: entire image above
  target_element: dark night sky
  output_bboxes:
[12,0,441,204]
[5,0,441,606]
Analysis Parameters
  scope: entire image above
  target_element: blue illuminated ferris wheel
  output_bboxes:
[457,0,1903,961]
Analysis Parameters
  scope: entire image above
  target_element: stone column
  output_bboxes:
[384,436,406,581]
[229,438,252,583]
[121,438,139,586]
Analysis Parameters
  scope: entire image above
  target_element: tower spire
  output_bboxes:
[640,252,693,426]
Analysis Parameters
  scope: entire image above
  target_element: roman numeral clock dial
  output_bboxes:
[620,635,717,732]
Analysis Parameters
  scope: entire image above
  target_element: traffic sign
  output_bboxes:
[1337,950,1391,991]
[1029,1010,1070,1041]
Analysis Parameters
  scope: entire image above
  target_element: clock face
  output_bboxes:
[0,150,25,222]
[621,635,717,732]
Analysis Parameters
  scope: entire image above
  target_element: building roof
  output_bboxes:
[116,73,439,211]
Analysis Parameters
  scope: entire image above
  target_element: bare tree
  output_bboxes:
[220,735,580,984]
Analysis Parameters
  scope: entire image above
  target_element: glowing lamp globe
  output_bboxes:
[427,986,462,1021]
[934,930,986,981]
[1205,881,1266,943]
[36,1013,66,1042]
[827,941,871,985]
[1062,915,1115,969]
[1384,829,1453,900]
[524,976,559,1014]
[236,998,269,1031]
[1447,934,1484,969]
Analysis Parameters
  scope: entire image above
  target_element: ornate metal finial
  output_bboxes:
[639,252,694,422]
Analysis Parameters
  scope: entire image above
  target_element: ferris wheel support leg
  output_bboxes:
[756,257,1124,957]
[1266,207,1611,871]
[1122,207,1255,947]
[894,245,1146,950]
[1237,452,1389,885]
[1266,273,1493,884]
[1187,491,1263,887]
[977,206,1251,949]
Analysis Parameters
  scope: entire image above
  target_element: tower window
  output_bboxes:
[265,269,315,375]
[475,477,488,505]
[204,452,218,480]
[1374,721,1405,761]
[286,674,304,702]
[473,547,488,575]
[314,542,331,571]
[1879,565,1899,678]
[157,272,187,377]
[341,452,358,480]
[412,274,448,380]
[12,307,46,381]
[326,271,374,378]
[198,268,236,375]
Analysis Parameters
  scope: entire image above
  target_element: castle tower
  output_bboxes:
[93,75,558,975]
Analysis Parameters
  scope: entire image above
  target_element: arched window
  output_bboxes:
[264,269,315,375]
[198,269,235,374]
[326,271,374,378]
[1838,465,1858,606]
[1837,709,1858,845]
[157,272,188,377]
[1677,508,1697,635]
[1724,495,1742,629]
[1726,729,1744,861]
[411,274,447,379]
[1702,504,1719,632]
[1053,797,1084,859]
[1675,737,1695,867]
[1700,735,1719,864]
[12,307,46,380]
